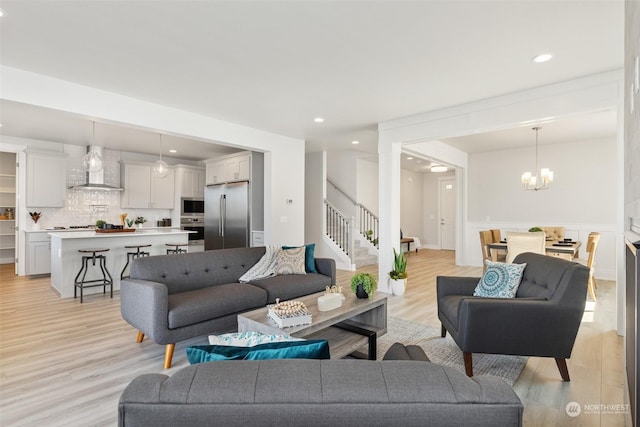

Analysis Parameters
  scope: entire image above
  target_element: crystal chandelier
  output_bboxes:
[152,134,170,178]
[521,126,553,191]
[82,121,104,173]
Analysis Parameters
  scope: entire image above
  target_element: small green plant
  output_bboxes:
[350,272,377,299]
[389,248,408,280]
[528,227,543,232]
[95,219,106,228]
[125,218,134,228]
[134,216,147,225]
[364,229,379,247]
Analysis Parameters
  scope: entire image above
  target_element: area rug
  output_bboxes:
[371,317,527,386]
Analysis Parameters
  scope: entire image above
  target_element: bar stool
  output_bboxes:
[120,244,152,279]
[166,243,188,254]
[74,248,113,303]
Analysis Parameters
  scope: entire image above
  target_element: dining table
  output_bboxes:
[488,239,582,262]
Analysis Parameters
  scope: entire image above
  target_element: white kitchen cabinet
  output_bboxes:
[205,153,250,185]
[206,160,227,185]
[26,152,66,207]
[177,166,206,198]
[27,232,51,275]
[121,162,175,209]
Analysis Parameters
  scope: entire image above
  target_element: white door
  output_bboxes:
[439,178,456,250]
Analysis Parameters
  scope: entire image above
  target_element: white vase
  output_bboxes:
[390,278,406,296]
[32,223,41,230]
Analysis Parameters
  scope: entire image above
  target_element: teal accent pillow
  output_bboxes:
[282,243,317,273]
[186,339,330,364]
[473,260,527,298]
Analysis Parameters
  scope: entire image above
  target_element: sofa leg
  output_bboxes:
[555,358,570,381]
[136,331,145,343]
[164,344,175,369]
[441,324,447,338]
[463,352,473,377]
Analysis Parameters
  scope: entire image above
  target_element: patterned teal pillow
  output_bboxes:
[282,243,317,273]
[474,260,527,298]
[186,340,330,364]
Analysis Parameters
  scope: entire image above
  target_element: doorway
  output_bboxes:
[0,152,17,271]
[439,177,455,250]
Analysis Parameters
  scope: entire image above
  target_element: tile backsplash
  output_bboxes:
[34,145,172,228]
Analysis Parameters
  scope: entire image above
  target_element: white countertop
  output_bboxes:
[25,227,179,233]
[49,229,192,239]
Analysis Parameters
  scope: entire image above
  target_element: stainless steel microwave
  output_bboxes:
[181,198,204,216]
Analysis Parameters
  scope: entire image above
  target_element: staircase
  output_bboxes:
[324,179,380,269]
[352,239,378,268]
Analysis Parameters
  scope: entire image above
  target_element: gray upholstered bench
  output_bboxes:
[119,357,523,426]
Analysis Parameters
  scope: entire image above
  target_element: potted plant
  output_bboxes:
[95,219,107,229]
[350,272,377,299]
[389,248,408,296]
[134,216,147,228]
[528,227,543,232]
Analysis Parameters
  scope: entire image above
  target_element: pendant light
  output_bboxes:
[152,133,170,178]
[521,126,553,191]
[82,121,104,173]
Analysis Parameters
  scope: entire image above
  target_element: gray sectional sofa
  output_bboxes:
[118,358,524,427]
[120,246,335,368]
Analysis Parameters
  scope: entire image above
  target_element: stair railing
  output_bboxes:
[357,204,379,248]
[324,199,353,258]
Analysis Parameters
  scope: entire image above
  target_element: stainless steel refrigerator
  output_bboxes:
[204,181,250,250]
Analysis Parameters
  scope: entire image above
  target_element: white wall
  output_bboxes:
[1,66,306,246]
[468,137,616,224]
[356,158,378,216]
[400,168,424,241]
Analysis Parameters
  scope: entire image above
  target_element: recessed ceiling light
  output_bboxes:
[406,157,413,160]
[431,165,448,173]
[351,140,360,145]
[169,149,177,153]
[532,53,553,63]
[0,8,5,17]
[314,117,324,123]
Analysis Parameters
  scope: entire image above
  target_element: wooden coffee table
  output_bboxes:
[237,292,388,360]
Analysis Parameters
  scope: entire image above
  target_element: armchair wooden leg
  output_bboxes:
[441,324,447,338]
[136,331,145,343]
[463,352,473,377]
[555,358,570,381]
[164,344,175,369]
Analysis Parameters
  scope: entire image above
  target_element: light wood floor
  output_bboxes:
[0,250,626,426]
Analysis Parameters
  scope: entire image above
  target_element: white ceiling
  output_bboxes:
[0,0,624,164]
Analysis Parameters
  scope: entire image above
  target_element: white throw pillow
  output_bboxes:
[473,260,526,298]
[275,247,307,275]
[208,331,303,347]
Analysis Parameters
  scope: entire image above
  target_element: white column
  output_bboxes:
[377,140,402,294]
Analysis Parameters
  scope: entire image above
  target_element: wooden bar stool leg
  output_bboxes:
[136,331,145,343]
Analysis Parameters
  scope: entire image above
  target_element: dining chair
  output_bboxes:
[479,230,493,272]
[575,232,601,301]
[489,229,507,263]
[542,226,566,241]
[506,231,546,263]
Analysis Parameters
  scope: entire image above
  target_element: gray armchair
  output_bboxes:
[437,252,589,381]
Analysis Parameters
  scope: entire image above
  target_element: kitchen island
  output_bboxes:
[49,229,192,299]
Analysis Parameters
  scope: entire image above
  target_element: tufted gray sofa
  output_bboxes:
[118,358,524,427]
[120,247,335,368]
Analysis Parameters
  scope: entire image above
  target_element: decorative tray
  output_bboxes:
[267,299,312,328]
[95,228,137,233]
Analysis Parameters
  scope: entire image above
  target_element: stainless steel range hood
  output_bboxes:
[68,146,123,191]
